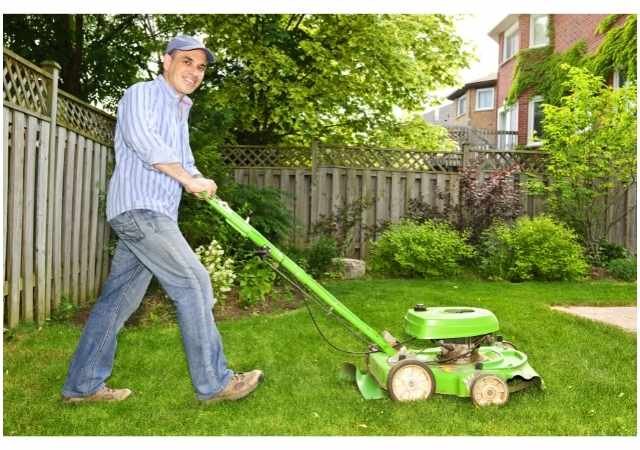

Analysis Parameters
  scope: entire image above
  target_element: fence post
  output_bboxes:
[41,61,61,150]
[40,60,61,319]
[310,141,320,228]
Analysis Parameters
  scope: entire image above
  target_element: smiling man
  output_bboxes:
[61,35,263,405]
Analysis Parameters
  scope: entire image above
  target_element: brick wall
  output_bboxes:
[553,14,621,54]
[468,87,497,130]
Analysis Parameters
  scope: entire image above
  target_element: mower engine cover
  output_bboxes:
[404,306,499,339]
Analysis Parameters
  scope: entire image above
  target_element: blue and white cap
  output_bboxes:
[165,35,214,64]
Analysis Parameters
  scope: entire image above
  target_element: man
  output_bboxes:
[62,35,262,404]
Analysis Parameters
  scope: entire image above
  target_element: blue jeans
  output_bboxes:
[62,209,233,400]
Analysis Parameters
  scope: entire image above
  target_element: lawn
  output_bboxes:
[3,278,637,436]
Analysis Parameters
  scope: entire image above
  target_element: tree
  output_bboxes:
[3,14,193,109]
[531,65,637,261]
[186,14,471,148]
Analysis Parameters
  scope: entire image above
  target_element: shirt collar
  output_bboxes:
[155,75,193,110]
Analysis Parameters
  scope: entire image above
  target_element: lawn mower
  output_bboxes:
[206,196,543,406]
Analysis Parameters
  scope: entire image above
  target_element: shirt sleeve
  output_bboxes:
[117,84,181,169]
[183,124,202,177]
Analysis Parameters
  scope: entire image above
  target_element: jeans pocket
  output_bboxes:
[109,211,145,241]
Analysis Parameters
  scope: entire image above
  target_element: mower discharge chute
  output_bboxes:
[206,196,543,406]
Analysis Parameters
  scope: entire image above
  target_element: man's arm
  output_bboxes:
[153,163,217,196]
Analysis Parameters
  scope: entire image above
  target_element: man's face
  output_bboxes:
[162,49,207,96]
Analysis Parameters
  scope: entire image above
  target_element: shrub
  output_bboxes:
[368,220,474,278]
[237,257,276,307]
[596,240,630,266]
[305,235,340,279]
[312,199,370,256]
[456,161,523,244]
[606,257,637,281]
[195,239,236,302]
[479,215,588,281]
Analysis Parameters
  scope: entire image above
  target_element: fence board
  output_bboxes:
[294,169,307,245]
[21,115,38,322]
[87,141,101,298]
[3,109,10,282]
[34,121,50,323]
[52,127,66,308]
[79,140,93,302]
[6,111,26,327]
[94,145,107,295]
[70,135,85,304]
[45,118,56,317]
[62,132,77,296]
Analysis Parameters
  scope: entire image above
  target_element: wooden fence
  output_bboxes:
[224,144,636,259]
[3,48,115,328]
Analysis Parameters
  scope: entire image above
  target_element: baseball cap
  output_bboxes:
[165,35,214,64]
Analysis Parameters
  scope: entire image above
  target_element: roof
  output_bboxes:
[488,15,518,42]
[446,73,497,100]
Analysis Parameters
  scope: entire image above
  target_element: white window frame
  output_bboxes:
[529,14,550,48]
[475,87,495,111]
[527,95,544,147]
[456,94,467,116]
[613,70,627,89]
[497,104,518,149]
[502,22,520,63]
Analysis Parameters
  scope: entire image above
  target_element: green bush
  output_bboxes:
[606,257,637,281]
[368,220,474,278]
[479,215,588,281]
[305,236,340,279]
[596,240,630,266]
[237,257,276,307]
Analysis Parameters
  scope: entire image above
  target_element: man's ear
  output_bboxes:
[162,53,173,73]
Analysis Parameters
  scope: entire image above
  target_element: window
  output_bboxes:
[498,105,518,149]
[527,96,544,146]
[613,70,627,89]
[503,23,519,62]
[475,88,495,111]
[457,94,467,116]
[530,15,550,47]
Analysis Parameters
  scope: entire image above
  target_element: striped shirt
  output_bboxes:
[106,75,201,222]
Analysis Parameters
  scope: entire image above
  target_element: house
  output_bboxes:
[445,73,497,131]
[424,74,498,149]
[423,102,456,126]
[489,14,630,148]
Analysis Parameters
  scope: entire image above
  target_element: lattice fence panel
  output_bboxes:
[57,92,115,145]
[3,51,50,116]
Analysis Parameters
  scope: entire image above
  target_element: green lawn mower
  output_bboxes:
[206,196,543,406]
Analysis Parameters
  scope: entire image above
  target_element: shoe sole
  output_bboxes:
[62,390,132,404]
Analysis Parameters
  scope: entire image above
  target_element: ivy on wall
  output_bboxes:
[506,14,636,106]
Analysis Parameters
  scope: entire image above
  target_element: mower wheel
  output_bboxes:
[387,359,435,402]
[470,374,509,407]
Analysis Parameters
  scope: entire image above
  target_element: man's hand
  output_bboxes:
[184,177,217,197]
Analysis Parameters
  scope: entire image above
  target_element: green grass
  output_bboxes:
[3,279,637,436]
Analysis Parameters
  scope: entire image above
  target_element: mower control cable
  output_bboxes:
[263,258,376,356]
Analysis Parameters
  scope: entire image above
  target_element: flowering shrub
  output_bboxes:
[195,239,236,302]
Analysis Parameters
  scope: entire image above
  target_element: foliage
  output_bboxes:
[366,115,457,151]
[304,236,340,279]
[369,220,474,278]
[237,257,276,307]
[605,257,637,282]
[404,197,454,224]
[312,199,370,256]
[194,239,236,302]
[49,296,79,322]
[596,14,625,35]
[591,15,637,83]
[529,65,636,260]
[506,41,587,106]
[479,216,588,281]
[595,240,631,266]
[180,183,292,258]
[455,161,523,243]
[170,14,472,147]
[3,14,194,110]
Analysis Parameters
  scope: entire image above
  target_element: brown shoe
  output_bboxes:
[203,369,264,403]
[63,386,132,404]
